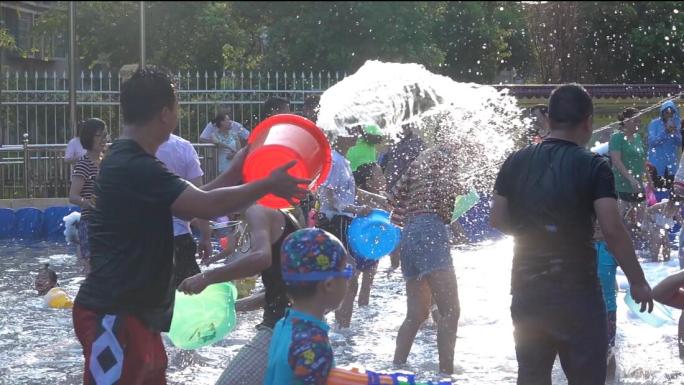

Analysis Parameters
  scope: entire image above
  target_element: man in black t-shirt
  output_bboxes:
[72,67,309,385]
[491,84,653,385]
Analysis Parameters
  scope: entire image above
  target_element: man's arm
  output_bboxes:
[652,271,684,309]
[172,161,309,221]
[187,176,213,262]
[594,197,654,312]
[490,194,514,234]
[201,146,250,190]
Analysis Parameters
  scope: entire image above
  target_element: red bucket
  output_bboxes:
[243,114,332,209]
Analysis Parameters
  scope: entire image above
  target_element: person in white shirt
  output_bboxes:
[156,134,213,287]
[199,113,249,143]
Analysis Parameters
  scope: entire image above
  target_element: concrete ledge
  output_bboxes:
[0,198,70,209]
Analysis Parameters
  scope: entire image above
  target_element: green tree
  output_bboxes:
[236,1,446,71]
[434,1,531,82]
[626,1,684,83]
[522,1,683,83]
[0,26,17,50]
[32,1,262,72]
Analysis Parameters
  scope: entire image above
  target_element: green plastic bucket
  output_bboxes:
[168,282,237,350]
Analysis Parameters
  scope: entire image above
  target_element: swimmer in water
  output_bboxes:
[35,264,73,309]
[34,263,58,296]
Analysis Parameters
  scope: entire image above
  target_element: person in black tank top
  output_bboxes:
[178,205,300,385]
[260,210,298,328]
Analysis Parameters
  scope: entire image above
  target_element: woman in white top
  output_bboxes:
[200,112,249,173]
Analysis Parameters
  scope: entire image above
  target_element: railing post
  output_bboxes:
[22,133,30,198]
[214,145,219,180]
[68,2,78,138]
[140,1,146,67]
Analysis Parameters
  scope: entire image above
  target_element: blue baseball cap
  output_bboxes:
[280,228,353,282]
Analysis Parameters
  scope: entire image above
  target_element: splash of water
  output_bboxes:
[316,60,527,190]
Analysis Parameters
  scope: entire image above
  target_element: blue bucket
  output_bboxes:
[347,209,401,260]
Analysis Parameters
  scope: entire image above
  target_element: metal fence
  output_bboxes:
[0,70,346,146]
[1,70,343,199]
[2,69,681,199]
[0,141,219,199]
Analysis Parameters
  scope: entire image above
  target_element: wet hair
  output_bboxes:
[211,112,229,127]
[40,264,58,284]
[264,97,289,116]
[548,84,593,129]
[618,107,640,127]
[120,66,177,126]
[285,282,319,300]
[79,118,107,150]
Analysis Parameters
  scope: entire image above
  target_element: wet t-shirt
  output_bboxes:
[75,139,188,332]
[494,138,616,294]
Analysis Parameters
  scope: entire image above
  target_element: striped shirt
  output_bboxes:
[72,154,99,218]
[389,145,460,225]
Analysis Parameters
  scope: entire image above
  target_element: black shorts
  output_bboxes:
[511,287,607,384]
[173,233,200,288]
[353,163,375,190]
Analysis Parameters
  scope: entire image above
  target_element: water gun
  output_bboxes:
[327,367,452,385]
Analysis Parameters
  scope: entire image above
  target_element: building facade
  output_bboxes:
[1,1,67,74]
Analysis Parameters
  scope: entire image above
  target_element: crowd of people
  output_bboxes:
[37,67,684,385]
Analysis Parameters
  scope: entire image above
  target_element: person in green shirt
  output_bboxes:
[609,107,652,230]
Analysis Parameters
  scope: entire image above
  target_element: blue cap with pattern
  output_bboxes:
[281,228,353,282]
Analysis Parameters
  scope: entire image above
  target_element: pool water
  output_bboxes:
[1,239,682,384]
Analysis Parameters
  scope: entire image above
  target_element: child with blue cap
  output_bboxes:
[263,228,353,385]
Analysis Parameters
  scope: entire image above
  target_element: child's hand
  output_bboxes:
[178,273,210,295]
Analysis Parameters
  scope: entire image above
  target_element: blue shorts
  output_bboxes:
[595,241,618,312]
[399,213,452,280]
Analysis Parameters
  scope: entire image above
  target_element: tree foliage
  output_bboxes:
[0,26,17,50]
[27,1,684,83]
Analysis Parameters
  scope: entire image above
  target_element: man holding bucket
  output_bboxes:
[72,67,309,385]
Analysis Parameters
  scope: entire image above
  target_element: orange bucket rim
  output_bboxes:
[246,114,332,190]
